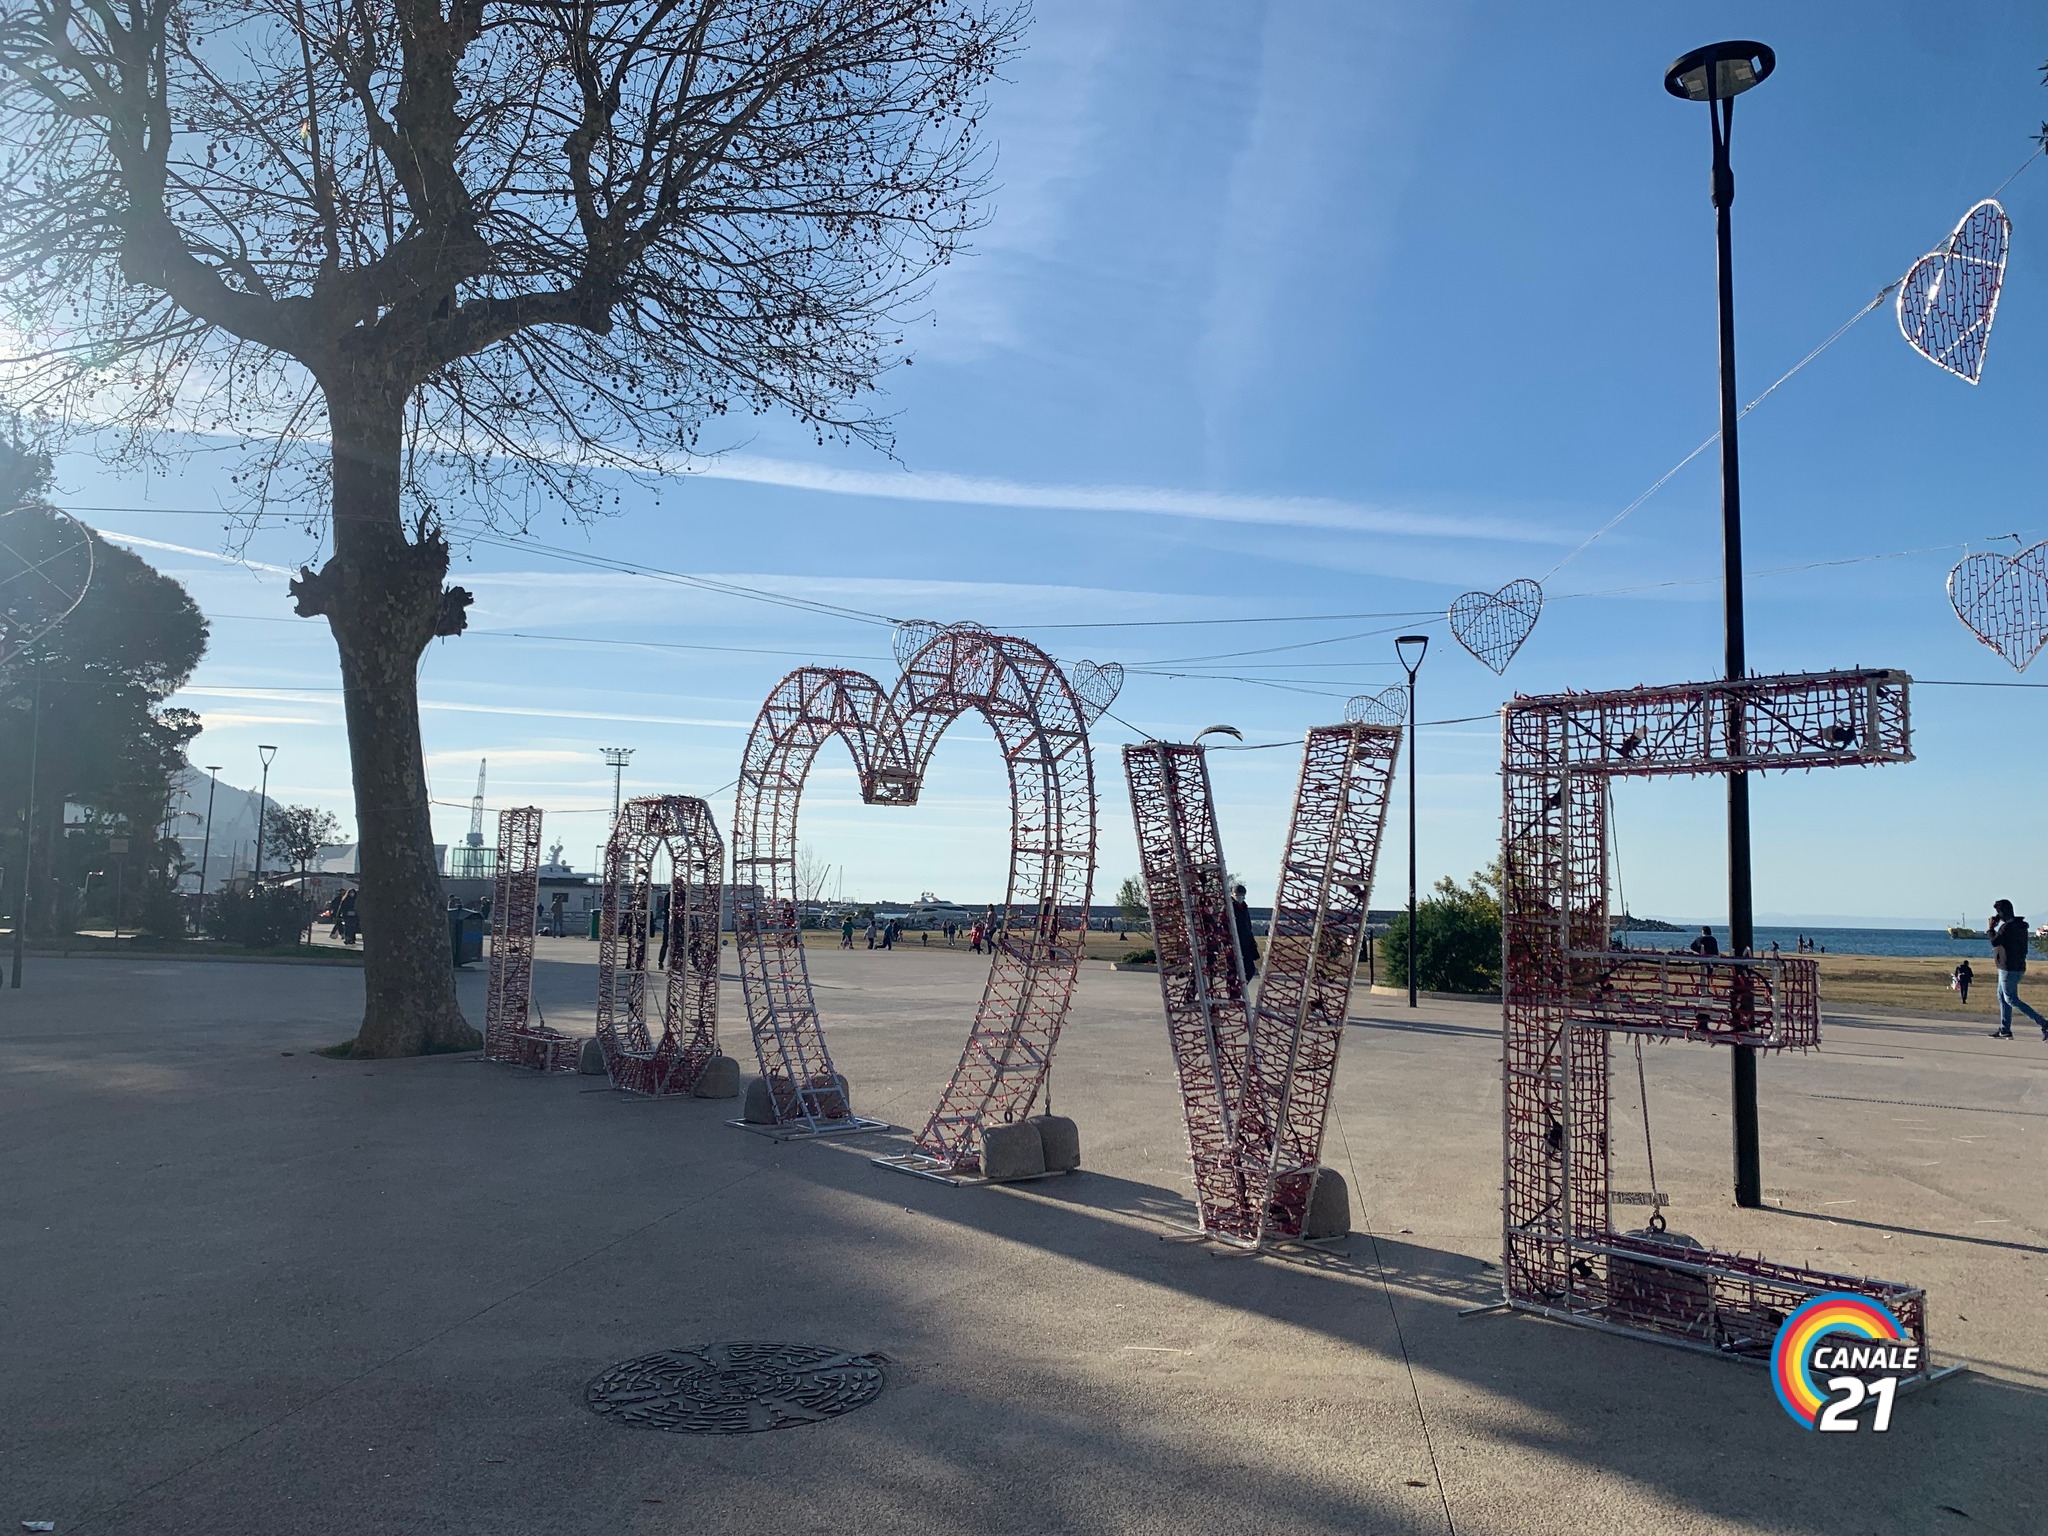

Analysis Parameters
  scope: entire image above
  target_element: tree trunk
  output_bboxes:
[295,390,478,1056]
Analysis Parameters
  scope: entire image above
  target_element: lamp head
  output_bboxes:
[1664,40,1774,103]
[1394,634,1430,674]
[258,744,278,768]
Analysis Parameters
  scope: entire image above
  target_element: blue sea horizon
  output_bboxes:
[1619,924,1987,960]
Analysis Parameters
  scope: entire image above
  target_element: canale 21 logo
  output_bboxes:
[1771,1293,1921,1432]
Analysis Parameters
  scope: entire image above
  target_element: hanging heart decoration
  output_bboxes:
[892,620,944,669]
[1448,578,1543,674]
[1344,686,1407,726]
[1948,542,2048,671]
[1070,660,1123,724]
[1897,199,2010,385]
[0,505,95,670]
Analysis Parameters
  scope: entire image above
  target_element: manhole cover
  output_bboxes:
[585,1342,885,1434]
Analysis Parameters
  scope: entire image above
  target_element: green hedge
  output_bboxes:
[1383,867,1501,994]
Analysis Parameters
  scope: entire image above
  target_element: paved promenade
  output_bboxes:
[2,942,2042,1533]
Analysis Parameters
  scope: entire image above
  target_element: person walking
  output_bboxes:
[1231,883,1260,983]
[864,915,876,950]
[335,886,359,946]
[840,914,855,950]
[1986,900,2045,1039]
[1951,958,1974,1006]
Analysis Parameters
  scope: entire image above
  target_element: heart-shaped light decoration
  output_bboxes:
[1897,199,2010,385]
[1070,660,1123,724]
[734,627,1101,1168]
[0,505,94,669]
[892,620,943,669]
[1344,686,1407,726]
[1448,579,1543,674]
[1948,542,2048,671]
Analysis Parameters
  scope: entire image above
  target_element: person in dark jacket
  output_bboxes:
[1231,884,1261,983]
[1986,899,2045,1039]
[1688,926,1719,957]
[1951,958,1973,1005]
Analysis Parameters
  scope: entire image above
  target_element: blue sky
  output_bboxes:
[55,1,2048,925]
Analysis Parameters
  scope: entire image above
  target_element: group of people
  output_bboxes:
[838,913,915,950]
[1683,927,1820,960]
[321,887,359,946]
[834,906,1013,954]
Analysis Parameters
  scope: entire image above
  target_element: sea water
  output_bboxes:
[1619,925,1986,960]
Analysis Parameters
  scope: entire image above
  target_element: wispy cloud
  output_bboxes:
[180,686,338,705]
[96,530,297,576]
[176,684,747,730]
[188,711,328,727]
[424,748,598,768]
[676,452,1564,543]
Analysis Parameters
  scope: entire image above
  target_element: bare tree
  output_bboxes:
[0,0,1022,1053]
[794,842,830,909]
[1114,874,1147,931]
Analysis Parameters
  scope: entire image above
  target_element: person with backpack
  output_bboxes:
[1986,899,2045,1039]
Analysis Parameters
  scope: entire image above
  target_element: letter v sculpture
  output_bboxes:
[1124,721,1400,1248]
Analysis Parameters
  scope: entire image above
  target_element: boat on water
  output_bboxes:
[1948,925,1979,941]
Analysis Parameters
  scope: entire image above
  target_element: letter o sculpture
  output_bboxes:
[595,794,725,1095]
[734,627,1098,1169]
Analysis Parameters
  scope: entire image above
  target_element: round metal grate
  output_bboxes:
[585,1342,885,1435]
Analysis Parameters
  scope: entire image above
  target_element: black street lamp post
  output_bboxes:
[252,745,278,888]
[197,766,222,900]
[1666,39,1775,1210]
[9,656,42,989]
[1395,634,1430,1008]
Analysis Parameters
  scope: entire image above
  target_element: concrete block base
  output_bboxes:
[577,1036,607,1076]
[980,1120,1048,1182]
[1031,1114,1082,1172]
[1303,1167,1351,1239]
[742,1072,852,1124]
[692,1054,742,1099]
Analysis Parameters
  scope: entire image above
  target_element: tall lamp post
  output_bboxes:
[1666,39,1774,1210]
[9,656,43,989]
[196,766,222,899]
[1395,634,1430,1008]
[599,746,634,876]
[251,745,278,889]
[601,746,634,819]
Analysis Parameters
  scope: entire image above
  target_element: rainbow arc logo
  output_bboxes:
[1771,1292,1918,1432]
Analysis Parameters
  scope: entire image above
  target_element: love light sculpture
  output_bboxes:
[1125,720,1400,1246]
[1495,667,1942,1381]
[731,626,1101,1173]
